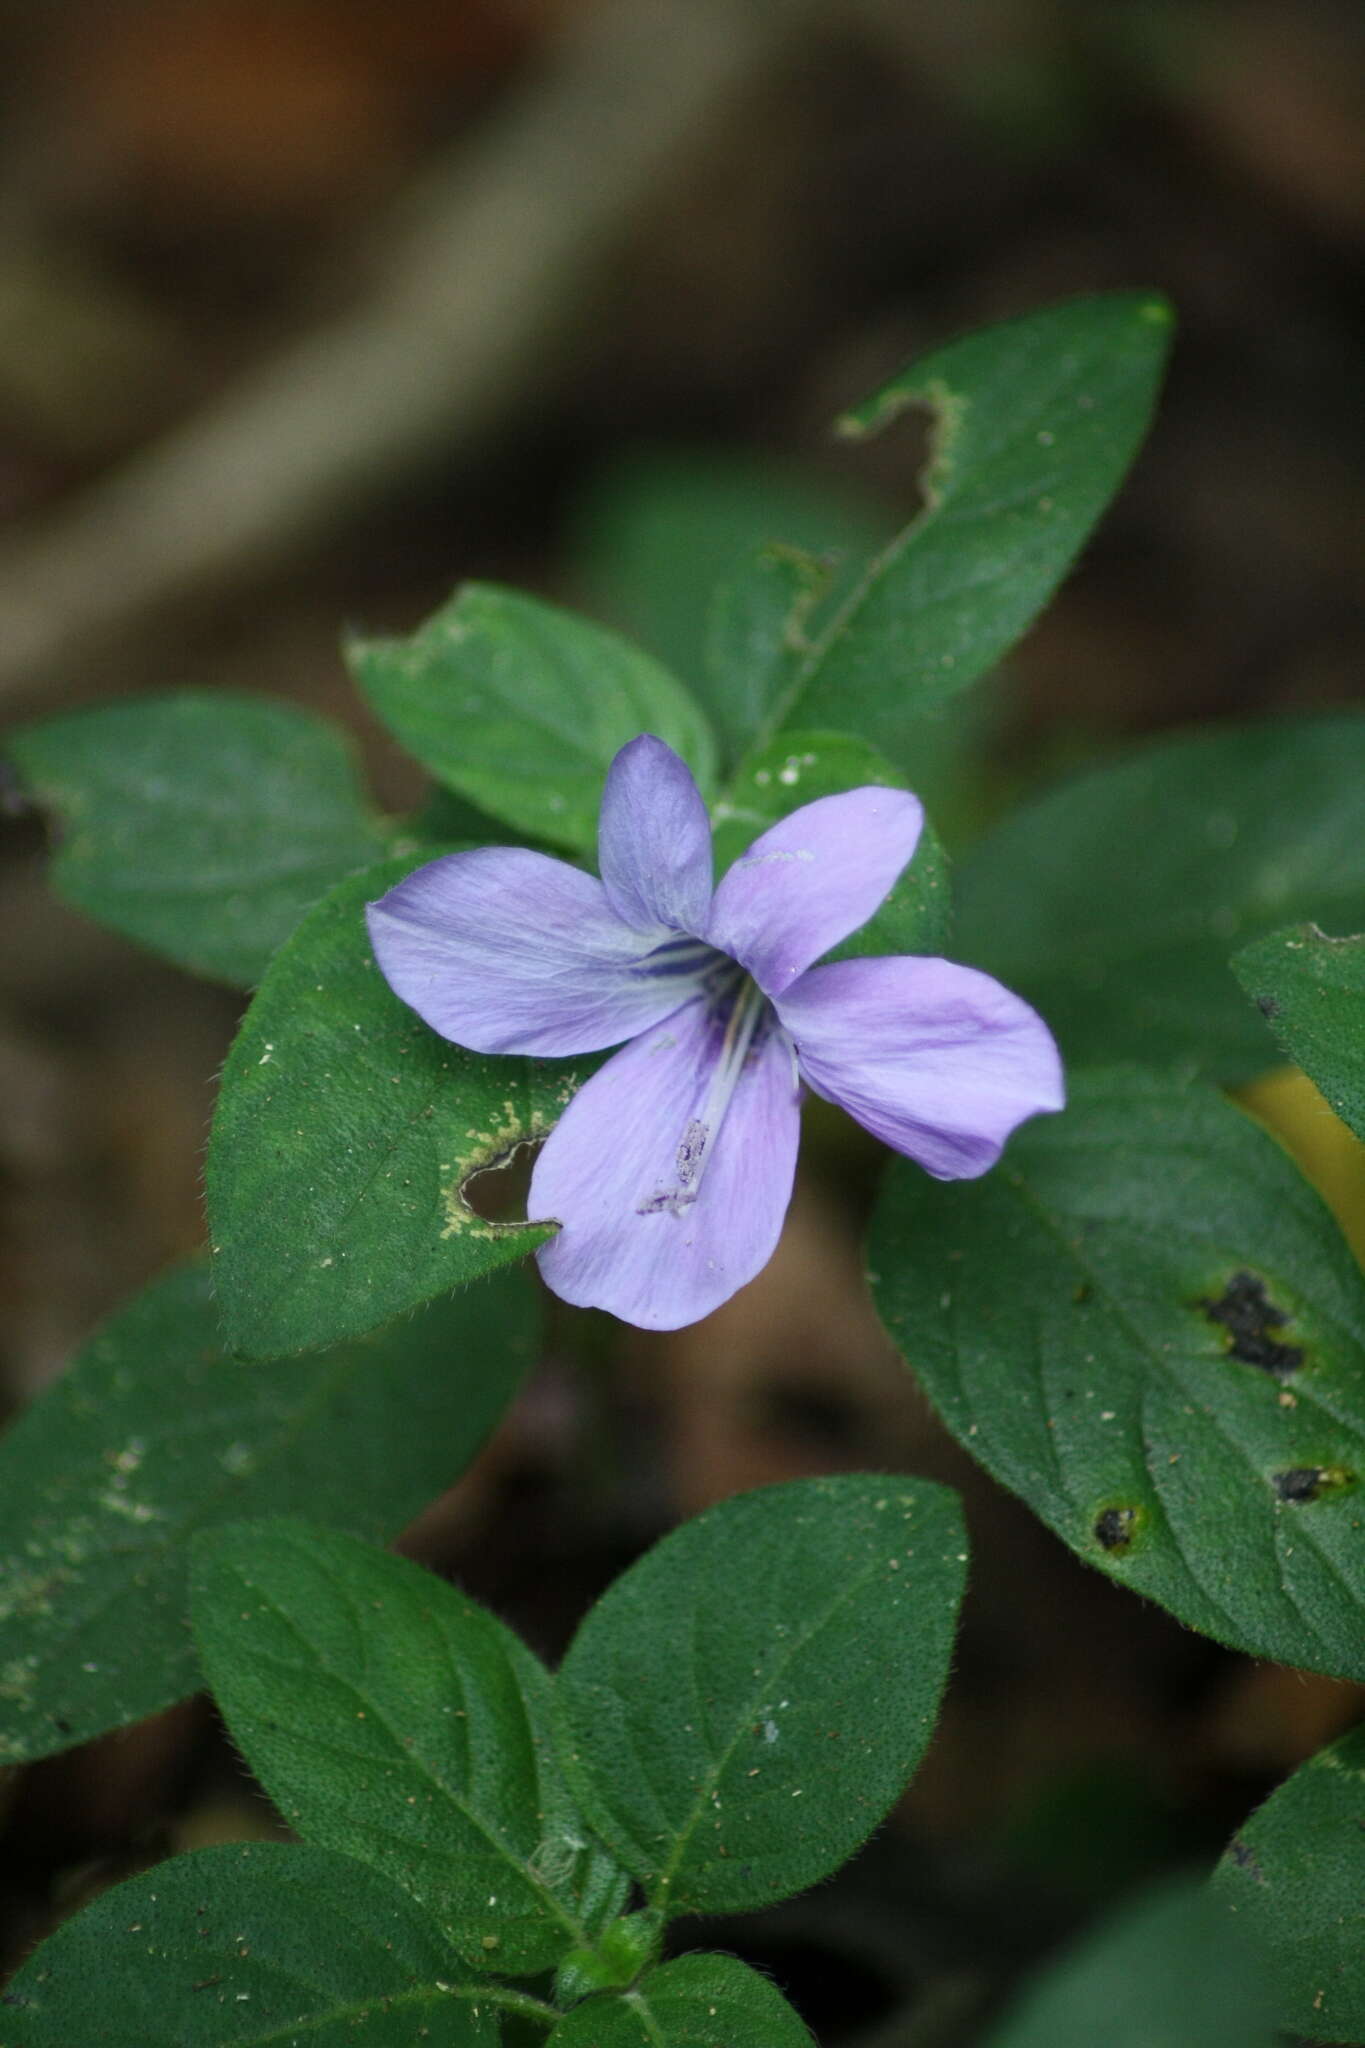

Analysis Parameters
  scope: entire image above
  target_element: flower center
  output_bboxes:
[636,970,769,1219]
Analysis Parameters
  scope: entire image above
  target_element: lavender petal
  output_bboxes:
[777,954,1065,1177]
[367,846,698,1057]
[530,995,802,1328]
[708,786,923,996]
[597,733,715,934]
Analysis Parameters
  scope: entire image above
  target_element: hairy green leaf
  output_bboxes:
[1213,1721,1365,2044]
[8,692,387,986]
[557,1476,966,1918]
[702,545,830,767]
[548,1954,814,2047]
[192,1521,628,1975]
[4,1842,502,2047]
[206,855,587,1359]
[349,584,716,855]
[0,1261,533,1763]
[871,1068,1365,1679]
[1233,923,1365,1142]
[711,729,951,957]
[569,448,888,716]
[958,714,1365,1081]
[777,293,1172,752]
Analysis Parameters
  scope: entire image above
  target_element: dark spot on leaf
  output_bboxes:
[1273,1466,1324,1503]
[1073,1281,1092,1305]
[1199,1270,1303,1378]
[1228,1837,1265,1883]
[1094,1505,1141,1553]
[1255,994,1281,1020]
[1272,1465,1353,1504]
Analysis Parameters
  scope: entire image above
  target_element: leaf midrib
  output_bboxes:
[220,1570,590,1951]
[185,1974,542,2048]
[648,1539,905,1908]
[620,1988,668,2046]
[774,327,1127,739]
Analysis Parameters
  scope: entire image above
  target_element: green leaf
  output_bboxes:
[957,713,1365,1082]
[408,780,521,847]
[711,730,951,957]
[709,607,995,841]
[548,1954,814,2047]
[775,293,1173,753]
[554,1912,662,2006]
[870,1067,1365,1680]
[1233,923,1365,1143]
[556,1475,966,1918]
[191,1520,628,1976]
[702,545,830,767]
[568,447,889,707]
[4,1842,503,2047]
[8,692,388,986]
[348,584,717,855]
[1212,1721,1365,2044]
[983,1876,1274,2048]
[206,854,589,1359]
[0,1260,534,1763]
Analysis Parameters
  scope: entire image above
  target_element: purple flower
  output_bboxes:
[367,735,1063,1330]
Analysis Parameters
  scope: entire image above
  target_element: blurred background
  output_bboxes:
[1,1,1363,2039]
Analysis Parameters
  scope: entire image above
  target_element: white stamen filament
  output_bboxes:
[637,975,767,1218]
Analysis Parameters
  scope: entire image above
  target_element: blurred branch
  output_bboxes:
[0,236,191,460]
[0,0,816,708]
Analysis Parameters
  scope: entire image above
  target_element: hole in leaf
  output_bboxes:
[461,1140,540,1223]
[1197,1270,1304,1378]
[834,389,937,507]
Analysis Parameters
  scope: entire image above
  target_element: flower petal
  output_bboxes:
[597,734,714,934]
[707,787,923,996]
[530,997,802,1329]
[367,847,698,1056]
[777,955,1064,1177]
